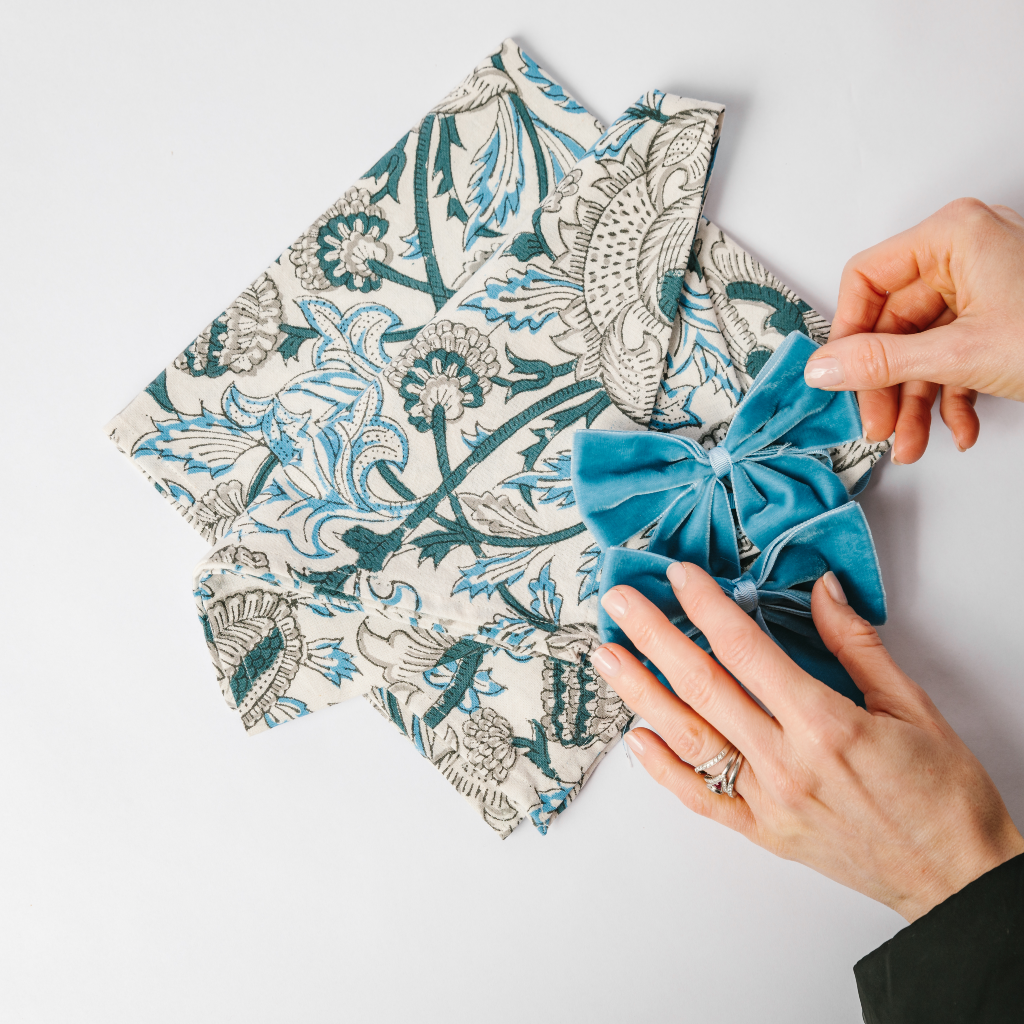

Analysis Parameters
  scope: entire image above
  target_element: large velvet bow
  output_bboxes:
[597,502,887,706]
[573,331,864,578]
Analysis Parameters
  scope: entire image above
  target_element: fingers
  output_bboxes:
[805,320,980,393]
[591,643,737,772]
[891,380,939,463]
[811,574,933,722]
[857,386,900,442]
[624,727,758,835]
[873,278,951,337]
[939,386,980,451]
[830,230,924,340]
[831,218,950,342]
[598,583,778,757]
[662,563,831,729]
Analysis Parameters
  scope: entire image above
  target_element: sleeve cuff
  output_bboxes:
[855,851,1024,1023]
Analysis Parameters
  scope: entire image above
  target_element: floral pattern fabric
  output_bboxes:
[107,39,887,837]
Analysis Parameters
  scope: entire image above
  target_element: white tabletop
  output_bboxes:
[3,2,1023,1021]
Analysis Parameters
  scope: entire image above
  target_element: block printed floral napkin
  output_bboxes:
[107,39,887,837]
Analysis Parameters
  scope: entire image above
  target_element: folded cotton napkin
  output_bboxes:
[107,39,887,836]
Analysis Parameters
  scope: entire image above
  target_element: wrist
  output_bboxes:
[894,826,1024,923]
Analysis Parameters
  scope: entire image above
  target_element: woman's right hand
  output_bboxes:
[803,199,1024,463]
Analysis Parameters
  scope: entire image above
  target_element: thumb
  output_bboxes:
[811,574,934,722]
[804,321,977,392]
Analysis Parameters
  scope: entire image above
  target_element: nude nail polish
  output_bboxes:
[601,589,628,618]
[822,570,848,605]
[804,357,845,388]
[591,646,621,678]
[666,562,687,589]
[625,731,645,756]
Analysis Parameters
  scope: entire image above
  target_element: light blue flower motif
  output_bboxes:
[650,276,741,432]
[577,545,604,603]
[453,548,537,599]
[503,451,575,508]
[245,299,417,557]
[478,613,537,654]
[460,265,581,333]
[424,660,505,714]
[306,640,359,687]
[528,561,562,623]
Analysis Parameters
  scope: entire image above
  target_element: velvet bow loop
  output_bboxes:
[572,332,864,577]
[596,502,887,705]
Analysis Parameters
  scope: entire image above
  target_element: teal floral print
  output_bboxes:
[291,188,393,293]
[107,39,889,838]
[387,320,500,432]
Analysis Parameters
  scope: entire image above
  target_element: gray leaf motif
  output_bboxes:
[356,620,454,696]
[461,491,543,538]
[598,329,664,424]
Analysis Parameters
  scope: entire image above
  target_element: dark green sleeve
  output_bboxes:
[855,852,1024,1023]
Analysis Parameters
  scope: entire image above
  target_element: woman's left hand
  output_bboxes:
[592,563,1024,922]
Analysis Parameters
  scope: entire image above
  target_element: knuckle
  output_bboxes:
[772,769,811,811]
[670,659,719,710]
[831,614,885,661]
[849,335,893,387]
[947,196,990,223]
[682,583,718,625]
[800,697,862,754]
[664,717,712,765]
[627,617,662,658]
[714,622,763,677]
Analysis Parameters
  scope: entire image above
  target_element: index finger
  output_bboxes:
[832,204,965,340]
[599,584,777,760]
[670,562,834,728]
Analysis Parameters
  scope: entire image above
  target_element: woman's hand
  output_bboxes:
[803,199,1024,464]
[592,564,1024,922]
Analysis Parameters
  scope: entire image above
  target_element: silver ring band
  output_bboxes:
[694,743,744,798]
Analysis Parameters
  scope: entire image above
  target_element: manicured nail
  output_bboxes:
[666,562,687,589]
[804,356,845,388]
[601,588,628,619]
[822,570,848,605]
[591,645,622,678]
[625,731,645,756]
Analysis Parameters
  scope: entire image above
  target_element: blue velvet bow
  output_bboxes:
[572,331,865,578]
[597,502,887,706]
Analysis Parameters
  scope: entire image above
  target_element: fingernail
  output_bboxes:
[666,562,687,589]
[625,731,645,756]
[804,357,845,388]
[955,437,967,453]
[591,645,622,678]
[822,570,848,605]
[601,588,628,619]
[890,450,902,465]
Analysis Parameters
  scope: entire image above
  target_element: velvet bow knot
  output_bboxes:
[597,503,887,705]
[572,332,865,577]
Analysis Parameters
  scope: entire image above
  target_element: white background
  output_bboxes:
[2,2,1023,1021]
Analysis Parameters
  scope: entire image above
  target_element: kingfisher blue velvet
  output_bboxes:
[597,503,887,706]
[572,332,865,577]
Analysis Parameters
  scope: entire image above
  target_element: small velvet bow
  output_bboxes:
[573,332,864,578]
[597,502,887,706]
